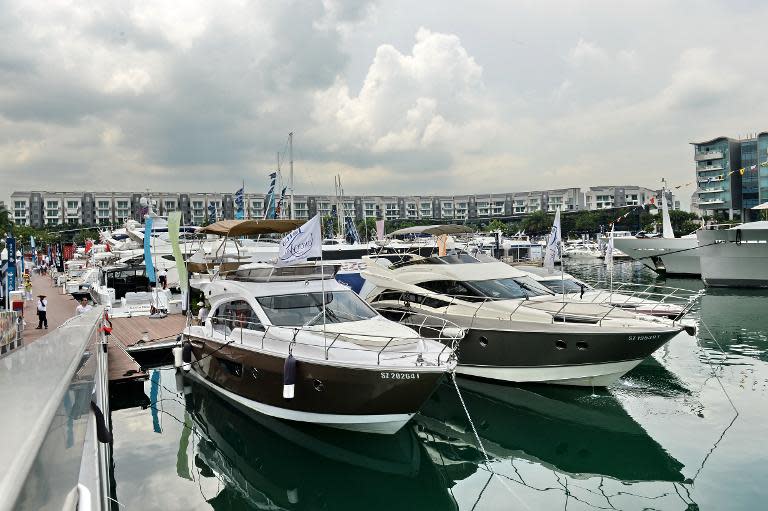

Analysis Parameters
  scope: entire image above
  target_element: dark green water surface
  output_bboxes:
[110,261,768,510]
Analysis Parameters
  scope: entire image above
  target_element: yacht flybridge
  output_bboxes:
[181,219,459,434]
[360,253,685,387]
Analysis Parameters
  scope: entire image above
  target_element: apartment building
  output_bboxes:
[9,185,668,227]
[692,132,768,220]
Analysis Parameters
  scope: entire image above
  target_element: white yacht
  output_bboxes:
[516,265,700,320]
[562,239,601,259]
[697,221,768,287]
[181,219,459,434]
[360,253,684,387]
[613,190,702,276]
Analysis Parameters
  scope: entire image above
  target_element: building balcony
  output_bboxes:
[695,151,723,161]
[698,199,726,206]
[697,165,724,173]
[698,176,724,184]
[699,188,725,194]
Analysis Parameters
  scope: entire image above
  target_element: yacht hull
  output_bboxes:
[186,337,445,434]
[451,327,679,386]
[697,229,768,288]
[613,238,701,276]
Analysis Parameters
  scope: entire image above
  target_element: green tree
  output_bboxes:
[484,219,509,234]
[521,210,553,235]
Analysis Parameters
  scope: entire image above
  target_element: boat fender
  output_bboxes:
[683,325,696,336]
[90,401,113,443]
[283,354,297,399]
[181,342,193,372]
[172,347,183,368]
[287,488,299,504]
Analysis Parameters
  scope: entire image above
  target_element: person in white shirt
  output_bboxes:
[75,298,93,315]
[197,301,209,325]
[36,295,48,329]
[157,267,168,289]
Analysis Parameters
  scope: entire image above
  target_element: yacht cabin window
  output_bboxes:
[538,279,590,294]
[211,299,263,333]
[419,278,553,300]
[257,291,377,326]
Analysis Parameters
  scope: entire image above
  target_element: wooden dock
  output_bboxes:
[19,261,186,383]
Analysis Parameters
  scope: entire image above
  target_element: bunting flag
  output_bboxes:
[234,186,244,220]
[264,172,277,219]
[760,160,768,168]
[144,216,156,283]
[739,168,745,176]
[85,239,94,254]
[168,212,188,292]
[207,202,217,223]
[750,165,757,172]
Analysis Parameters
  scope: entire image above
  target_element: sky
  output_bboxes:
[2,0,768,208]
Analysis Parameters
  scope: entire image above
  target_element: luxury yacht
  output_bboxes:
[516,265,699,320]
[561,239,601,259]
[697,221,768,287]
[181,219,458,434]
[360,254,684,386]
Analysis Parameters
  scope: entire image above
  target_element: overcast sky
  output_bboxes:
[2,0,767,208]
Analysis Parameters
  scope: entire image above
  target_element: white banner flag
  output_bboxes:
[277,214,322,266]
[605,224,614,267]
[543,207,561,271]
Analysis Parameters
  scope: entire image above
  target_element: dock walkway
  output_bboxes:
[21,266,78,344]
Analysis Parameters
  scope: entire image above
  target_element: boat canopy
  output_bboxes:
[198,219,305,237]
[388,224,474,236]
[751,202,768,210]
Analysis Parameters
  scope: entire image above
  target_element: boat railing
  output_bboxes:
[372,288,682,327]
[204,314,461,367]
[0,307,111,511]
[584,280,703,313]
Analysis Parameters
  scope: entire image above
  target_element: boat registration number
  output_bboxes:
[381,372,420,380]
[628,334,661,341]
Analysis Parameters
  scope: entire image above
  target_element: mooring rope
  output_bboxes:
[450,372,530,509]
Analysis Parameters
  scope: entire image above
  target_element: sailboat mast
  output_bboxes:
[289,132,294,220]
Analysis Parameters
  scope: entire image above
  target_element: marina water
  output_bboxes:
[110,260,767,510]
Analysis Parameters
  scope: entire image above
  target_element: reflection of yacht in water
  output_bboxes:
[184,379,456,510]
[415,379,685,483]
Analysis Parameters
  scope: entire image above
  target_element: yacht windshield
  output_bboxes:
[466,277,554,299]
[257,291,377,326]
[538,279,589,294]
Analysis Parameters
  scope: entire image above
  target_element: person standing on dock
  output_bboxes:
[36,295,48,329]
[75,298,92,315]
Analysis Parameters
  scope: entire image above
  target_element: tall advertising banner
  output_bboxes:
[56,240,64,272]
[168,212,189,313]
[6,236,16,292]
[144,216,156,283]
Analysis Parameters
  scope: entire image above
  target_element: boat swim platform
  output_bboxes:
[106,314,187,382]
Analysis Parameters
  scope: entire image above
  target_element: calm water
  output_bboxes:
[110,261,768,510]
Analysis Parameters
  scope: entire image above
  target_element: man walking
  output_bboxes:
[36,294,48,329]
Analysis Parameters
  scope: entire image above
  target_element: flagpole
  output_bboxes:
[289,131,294,220]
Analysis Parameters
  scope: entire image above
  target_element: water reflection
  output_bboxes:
[183,377,456,510]
[416,378,685,483]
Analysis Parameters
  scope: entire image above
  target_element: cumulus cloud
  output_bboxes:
[310,27,495,166]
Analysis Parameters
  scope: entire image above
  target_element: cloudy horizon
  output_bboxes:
[2,0,768,208]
